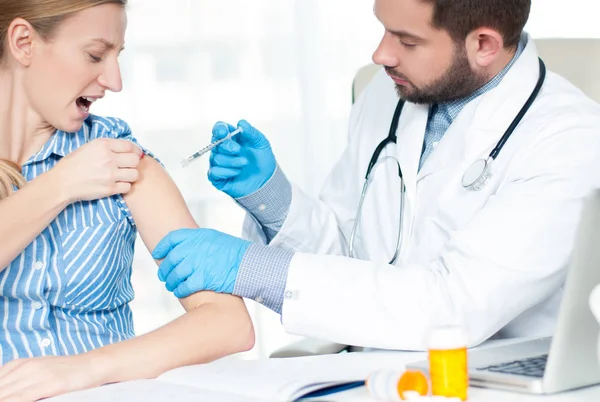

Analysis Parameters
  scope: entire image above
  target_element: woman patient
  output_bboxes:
[0,1,254,401]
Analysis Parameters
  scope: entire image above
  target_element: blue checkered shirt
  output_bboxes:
[234,37,527,314]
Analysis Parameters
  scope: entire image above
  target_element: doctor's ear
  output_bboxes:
[464,28,505,69]
[6,18,36,67]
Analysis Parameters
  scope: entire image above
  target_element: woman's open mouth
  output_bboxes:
[76,96,96,114]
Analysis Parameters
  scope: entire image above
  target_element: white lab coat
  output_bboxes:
[243,37,600,350]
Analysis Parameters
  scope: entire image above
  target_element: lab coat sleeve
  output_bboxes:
[241,81,372,254]
[280,121,600,350]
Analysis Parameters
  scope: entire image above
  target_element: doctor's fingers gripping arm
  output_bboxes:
[280,127,600,350]
[153,228,251,297]
[151,227,295,315]
[0,139,142,271]
[78,155,255,386]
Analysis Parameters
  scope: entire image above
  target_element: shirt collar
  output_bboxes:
[23,119,91,166]
[436,33,528,122]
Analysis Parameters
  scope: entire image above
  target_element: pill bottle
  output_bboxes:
[426,326,468,401]
[366,369,429,401]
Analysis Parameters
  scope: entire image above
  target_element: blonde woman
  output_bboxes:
[0,1,254,401]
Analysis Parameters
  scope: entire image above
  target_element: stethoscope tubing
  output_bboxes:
[348,58,546,263]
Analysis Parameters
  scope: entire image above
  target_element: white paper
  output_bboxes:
[46,351,426,402]
[158,351,425,400]
[46,380,269,402]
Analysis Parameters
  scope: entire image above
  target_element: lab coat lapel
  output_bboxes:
[416,36,542,182]
[395,102,429,202]
[466,40,541,161]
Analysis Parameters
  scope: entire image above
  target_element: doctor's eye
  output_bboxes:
[400,41,417,49]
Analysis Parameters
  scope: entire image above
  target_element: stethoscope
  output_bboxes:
[348,58,547,264]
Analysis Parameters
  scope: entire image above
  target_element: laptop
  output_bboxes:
[408,189,600,394]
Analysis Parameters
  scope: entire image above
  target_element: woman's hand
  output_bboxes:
[0,355,103,402]
[51,138,143,203]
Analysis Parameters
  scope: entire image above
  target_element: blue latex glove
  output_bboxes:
[152,228,251,298]
[208,120,277,199]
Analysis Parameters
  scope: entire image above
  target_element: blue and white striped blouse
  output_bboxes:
[0,115,152,365]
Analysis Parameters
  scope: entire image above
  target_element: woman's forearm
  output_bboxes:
[0,170,69,270]
[86,294,255,385]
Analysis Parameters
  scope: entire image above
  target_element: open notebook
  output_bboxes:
[48,351,424,402]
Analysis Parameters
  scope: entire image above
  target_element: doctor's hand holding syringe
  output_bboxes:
[205,120,278,199]
[180,120,277,199]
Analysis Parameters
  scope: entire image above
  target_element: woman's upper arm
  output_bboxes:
[123,156,197,250]
[122,156,235,311]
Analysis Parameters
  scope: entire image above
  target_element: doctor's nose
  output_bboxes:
[372,32,400,68]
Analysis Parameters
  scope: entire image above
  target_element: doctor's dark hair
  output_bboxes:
[0,0,127,199]
[420,0,531,48]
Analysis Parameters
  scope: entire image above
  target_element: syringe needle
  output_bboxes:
[180,127,243,168]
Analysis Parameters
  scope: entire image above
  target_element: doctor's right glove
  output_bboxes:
[152,228,249,298]
[208,120,277,198]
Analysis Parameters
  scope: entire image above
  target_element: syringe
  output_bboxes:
[180,127,244,168]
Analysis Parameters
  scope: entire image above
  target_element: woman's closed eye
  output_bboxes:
[88,53,103,63]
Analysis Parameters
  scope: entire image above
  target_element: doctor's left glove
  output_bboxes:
[208,120,277,199]
[152,228,251,298]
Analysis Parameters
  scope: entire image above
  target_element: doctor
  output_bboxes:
[153,0,600,350]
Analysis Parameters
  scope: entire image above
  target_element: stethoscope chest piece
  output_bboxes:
[462,157,493,191]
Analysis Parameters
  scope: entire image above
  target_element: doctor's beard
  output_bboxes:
[387,45,489,105]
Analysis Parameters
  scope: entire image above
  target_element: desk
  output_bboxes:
[305,339,600,402]
[311,384,600,401]
[48,344,600,402]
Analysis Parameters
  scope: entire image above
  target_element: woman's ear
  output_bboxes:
[7,18,35,67]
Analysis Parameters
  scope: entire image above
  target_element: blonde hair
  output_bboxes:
[0,160,26,199]
[0,0,127,199]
